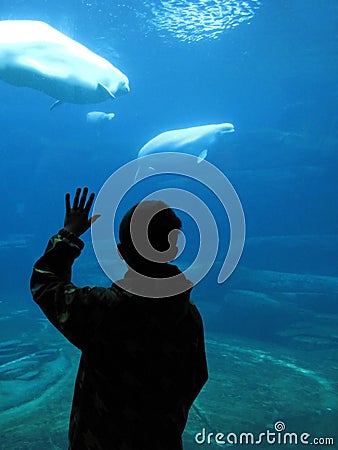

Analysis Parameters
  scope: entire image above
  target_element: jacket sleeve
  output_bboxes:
[30,229,116,350]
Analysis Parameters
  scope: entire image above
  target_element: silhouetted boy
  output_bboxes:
[31,187,208,450]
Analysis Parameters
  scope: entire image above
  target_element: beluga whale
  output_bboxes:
[0,20,130,109]
[135,123,235,180]
[86,111,115,123]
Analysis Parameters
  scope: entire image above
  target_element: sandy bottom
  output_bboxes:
[0,307,337,450]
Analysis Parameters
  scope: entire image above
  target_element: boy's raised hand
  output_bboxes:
[64,187,101,237]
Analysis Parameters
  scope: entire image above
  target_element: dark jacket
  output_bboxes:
[30,230,208,450]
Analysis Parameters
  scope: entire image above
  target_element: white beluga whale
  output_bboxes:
[135,123,235,180]
[0,20,130,109]
[86,111,115,123]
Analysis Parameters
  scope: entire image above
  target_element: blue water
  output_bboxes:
[0,1,337,449]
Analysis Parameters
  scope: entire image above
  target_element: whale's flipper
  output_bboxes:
[134,166,156,182]
[197,149,208,163]
[134,167,141,182]
[98,82,115,99]
[50,100,63,110]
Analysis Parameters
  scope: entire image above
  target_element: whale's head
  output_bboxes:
[218,123,235,135]
[115,76,130,96]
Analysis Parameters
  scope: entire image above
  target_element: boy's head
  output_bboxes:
[118,200,182,271]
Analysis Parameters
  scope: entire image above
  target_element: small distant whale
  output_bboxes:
[86,111,115,123]
[135,122,235,180]
[0,20,130,109]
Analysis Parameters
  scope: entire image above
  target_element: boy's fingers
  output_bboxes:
[79,187,89,209]
[85,192,95,213]
[72,188,81,210]
[65,193,71,213]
